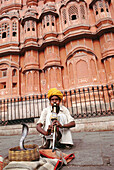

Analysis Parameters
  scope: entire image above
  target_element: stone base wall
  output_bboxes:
[0,116,114,136]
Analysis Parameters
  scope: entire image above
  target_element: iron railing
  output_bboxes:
[0,84,114,125]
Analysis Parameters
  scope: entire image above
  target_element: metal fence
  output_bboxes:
[0,84,114,125]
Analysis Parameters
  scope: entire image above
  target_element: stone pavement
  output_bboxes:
[0,131,114,170]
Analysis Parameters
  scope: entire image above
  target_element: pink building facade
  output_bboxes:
[0,0,113,99]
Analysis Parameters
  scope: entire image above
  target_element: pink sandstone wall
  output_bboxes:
[0,0,113,98]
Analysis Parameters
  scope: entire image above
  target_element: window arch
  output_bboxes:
[12,69,17,76]
[51,16,54,26]
[80,5,85,19]
[62,9,67,24]
[46,15,49,26]
[94,4,98,15]
[12,22,17,37]
[27,21,30,31]
[105,1,109,12]
[32,21,35,31]
[99,0,104,13]
[0,23,10,39]
[43,18,45,28]
[68,6,78,21]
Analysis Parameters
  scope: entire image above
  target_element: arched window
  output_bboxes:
[43,19,45,28]
[62,9,67,24]
[12,22,17,37]
[99,0,104,12]
[51,16,54,26]
[46,15,49,26]
[94,4,98,15]
[12,69,17,76]
[27,21,30,31]
[68,6,78,21]
[1,23,10,39]
[24,23,26,33]
[105,2,109,12]
[32,21,35,31]
[80,5,85,19]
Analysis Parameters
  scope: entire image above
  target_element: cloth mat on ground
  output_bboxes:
[3,149,75,170]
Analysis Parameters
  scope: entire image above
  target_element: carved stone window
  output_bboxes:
[94,4,98,15]
[0,82,6,89]
[62,9,67,24]
[12,83,17,88]
[99,0,104,12]
[1,23,10,39]
[12,22,17,37]
[46,15,49,26]
[12,69,17,76]
[105,2,109,12]
[80,5,85,19]
[68,6,78,21]
[32,21,35,31]
[51,16,54,26]
[27,21,30,31]
[1,23,10,38]
[43,19,45,28]
[2,70,7,77]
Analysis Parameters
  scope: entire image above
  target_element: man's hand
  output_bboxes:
[52,120,62,128]
[46,125,52,136]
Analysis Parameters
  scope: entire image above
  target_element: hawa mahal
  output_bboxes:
[0,0,113,99]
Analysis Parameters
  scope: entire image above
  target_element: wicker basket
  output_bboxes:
[8,144,40,161]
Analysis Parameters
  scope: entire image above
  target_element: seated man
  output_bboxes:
[36,88,75,149]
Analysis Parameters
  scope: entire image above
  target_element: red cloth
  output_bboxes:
[39,149,75,170]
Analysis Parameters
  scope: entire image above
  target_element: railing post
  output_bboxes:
[18,98,20,119]
[101,85,107,114]
[92,87,97,114]
[106,85,112,114]
[83,88,88,116]
[97,86,102,115]
[74,89,78,117]
[3,99,5,122]
[69,90,73,116]
[29,96,31,118]
[21,97,23,119]
[78,89,83,115]
[36,95,39,117]
[7,99,9,121]
[87,87,92,115]
[11,98,12,120]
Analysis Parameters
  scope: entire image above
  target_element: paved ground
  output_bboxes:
[0,131,114,170]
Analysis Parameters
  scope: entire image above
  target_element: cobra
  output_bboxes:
[20,123,29,150]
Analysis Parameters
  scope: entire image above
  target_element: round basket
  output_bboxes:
[8,144,40,161]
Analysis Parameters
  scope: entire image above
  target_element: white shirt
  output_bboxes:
[37,105,74,145]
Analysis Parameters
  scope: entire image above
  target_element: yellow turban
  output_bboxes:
[47,88,63,100]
